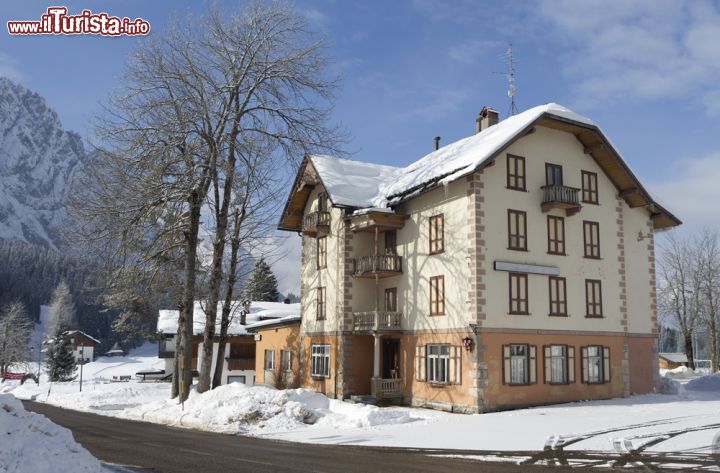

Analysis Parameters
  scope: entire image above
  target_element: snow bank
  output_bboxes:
[685,373,720,392]
[123,384,417,435]
[0,394,105,473]
[657,376,682,395]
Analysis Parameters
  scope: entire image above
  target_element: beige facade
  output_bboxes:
[278,105,679,412]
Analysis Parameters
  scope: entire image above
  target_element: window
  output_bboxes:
[316,287,326,320]
[585,279,603,317]
[582,171,599,204]
[264,349,275,371]
[317,236,327,269]
[547,215,565,255]
[311,345,330,378]
[582,346,609,384]
[427,344,449,384]
[507,209,527,251]
[385,230,397,255]
[429,214,444,254]
[227,375,246,384]
[583,221,600,258]
[509,273,529,315]
[548,276,567,316]
[507,154,526,191]
[429,275,445,315]
[545,163,563,186]
[544,345,572,384]
[281,350,293,371]
[502,344,536,385]
[317,192,328,212]
[385,287,398,312]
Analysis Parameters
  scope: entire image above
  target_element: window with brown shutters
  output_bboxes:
[581,346,610,384]
[415,345,426,381]
[316,287,326,320]
[429,275,445,316]
[509,273,528,315]
[507,154,526,191]
[385,287,398,312]
[385,230,397,255]
[317,192,328,212]
[548,276,567,316]
[508,209,527,251]
[583,221,600,258]
[429,214,444,254]
[502,344,536,385]
[316,236,327,269]
[543,345,571,384]
[585,279,603,318]
[581,171,599,204]
[547,215,565,255]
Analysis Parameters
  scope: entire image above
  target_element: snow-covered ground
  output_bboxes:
[0,394,106,473]
[4,344,720,461]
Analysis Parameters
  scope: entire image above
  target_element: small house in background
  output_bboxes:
[66,331,101,363]
[247,315,301,389]
[156,301,301,386]
[104,342,125,357]
[659,353,688,370]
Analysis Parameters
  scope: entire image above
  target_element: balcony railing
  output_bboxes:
[372,377,403,400]
[352,311,402,332]
[353,255,402,278]
[541,185,581,216]
[158,350,175,359]
[228,357,255,371]
[302,211,331,236]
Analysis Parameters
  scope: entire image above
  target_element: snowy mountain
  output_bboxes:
[0,77,85,248]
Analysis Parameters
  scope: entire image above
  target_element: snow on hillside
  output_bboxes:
[0,394,106,473]
[0,77,85,248]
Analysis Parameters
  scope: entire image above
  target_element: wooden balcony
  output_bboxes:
[302,211,331,236]
[227,357,255,371]
[352,311,402,332]
[541,185,582,216]
[353,255,402,278]
[158,350,175,359]
[349,211,405,233]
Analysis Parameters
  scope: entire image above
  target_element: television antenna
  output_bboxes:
[494,44,518,116]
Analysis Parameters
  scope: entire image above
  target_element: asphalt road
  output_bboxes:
[23,401,595,473]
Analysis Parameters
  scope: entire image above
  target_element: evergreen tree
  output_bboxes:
[46,322,76,381]
[245,258,280,302]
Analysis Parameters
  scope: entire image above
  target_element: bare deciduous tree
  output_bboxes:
[0,301,32,376]
[696,229,720,372]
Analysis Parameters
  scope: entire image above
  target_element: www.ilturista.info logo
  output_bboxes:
[7,7,150,36]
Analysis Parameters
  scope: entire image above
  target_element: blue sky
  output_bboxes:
[2,0,720,293]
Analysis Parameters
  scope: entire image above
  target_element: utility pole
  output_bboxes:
[79,345,84,392]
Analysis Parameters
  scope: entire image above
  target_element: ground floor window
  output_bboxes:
[544,345,570,384]
[281,350,293,371]
[227,375,246,384]
[311,345,330,378]
[264,349,275,371]
[427,344,450,384]
[582,345,610,384]
[503,344,537,385]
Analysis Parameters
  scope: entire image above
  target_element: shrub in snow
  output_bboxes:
[0,394,105,473]
[657,376,682,395]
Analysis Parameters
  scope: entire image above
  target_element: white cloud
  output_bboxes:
[648,152,720,234]
[537,0,720,114]
[268,233,301,296]
[447,39,501,64]
[303,7,329,25]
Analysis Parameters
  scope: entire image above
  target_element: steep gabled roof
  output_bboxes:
[278,103,681,231]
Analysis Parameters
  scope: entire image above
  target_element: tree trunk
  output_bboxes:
[177,189,202,403]
[683,332,696,370]
[710,321,719,373]
[212,209,242,389]
[170,310,181,399]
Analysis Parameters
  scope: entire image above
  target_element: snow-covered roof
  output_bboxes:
[309,155,403,208]
[66,331,101,344]
[308,103,594,209]
[245,314,301,331]
[157,301,301,336]
[659,353,688,363]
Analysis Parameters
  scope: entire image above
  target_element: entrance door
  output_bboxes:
[382,339,400,379]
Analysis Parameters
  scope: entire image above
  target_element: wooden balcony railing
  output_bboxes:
[228,357,255,371]
[302,211,331,236]
[541,185,581,216]
[353,255,402,278]
[352,311,402,332]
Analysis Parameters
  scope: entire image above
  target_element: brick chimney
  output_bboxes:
[434,136,441,150]
[475,106,499,133]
